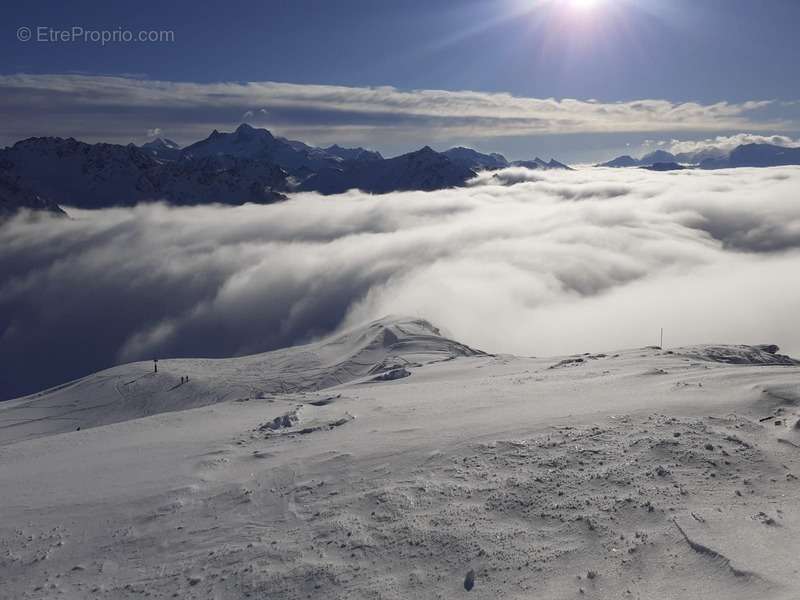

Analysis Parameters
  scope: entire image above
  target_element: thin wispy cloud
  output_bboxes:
[663,133,800,155]
[0,74,792,149]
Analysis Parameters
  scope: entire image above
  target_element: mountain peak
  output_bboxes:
[598,155,640,168]
[640,150,676,166]
[143,138,180,150]
[442,147,510,170]
[322,144,383,163]
[547,158,570,170]
[231,123,275,142]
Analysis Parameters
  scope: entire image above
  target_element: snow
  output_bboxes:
[0,317,481,445]
[1,127,488,211]
[1,316,800,599]
[0,137,287,208]
[599,142,800,170]
[298,146,477,194]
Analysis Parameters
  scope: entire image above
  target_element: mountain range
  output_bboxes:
[0,124,570,217]
[598,143,800,170]
[442,146,571,171]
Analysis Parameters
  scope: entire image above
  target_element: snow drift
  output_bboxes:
[0,317,482,444]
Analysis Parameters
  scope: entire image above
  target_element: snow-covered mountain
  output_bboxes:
[511,157,571,170]
[179,127,478,194]
[599,150,678,168]
[599,142,800,169]
[1,137,165,208]
[0,136,287,208]
[640,149,677,165]
[0,124,572,215]
[298,146,477,194]
[443,147,510,170]
[140,137,182,161]
[181,123,342,174]
[180,124,390,174]
[153,155,288,205]
[442,147,572,171]
[323,144,383,162]
[597,154,640,168]
[674,147,728,164]
[727,143,800,167]
[0,126,394,211]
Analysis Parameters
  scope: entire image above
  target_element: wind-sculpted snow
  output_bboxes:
[2,166,800,399]
[0,317,481,443]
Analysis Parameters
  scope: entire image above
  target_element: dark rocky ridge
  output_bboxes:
[0,124,574,215]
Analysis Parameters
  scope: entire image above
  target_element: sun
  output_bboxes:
[570,0,602,9]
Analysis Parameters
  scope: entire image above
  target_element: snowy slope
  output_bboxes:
[1,317,800,599]
[140,137,182,161]
[0,317,483,445]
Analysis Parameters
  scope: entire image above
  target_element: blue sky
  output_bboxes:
[3,0,800,161]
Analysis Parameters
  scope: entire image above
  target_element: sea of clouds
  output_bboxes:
[2,166,800,399]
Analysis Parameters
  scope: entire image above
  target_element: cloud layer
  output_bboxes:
[2,166,800,400]
[0,74,791,150]
[636,133,800,158]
